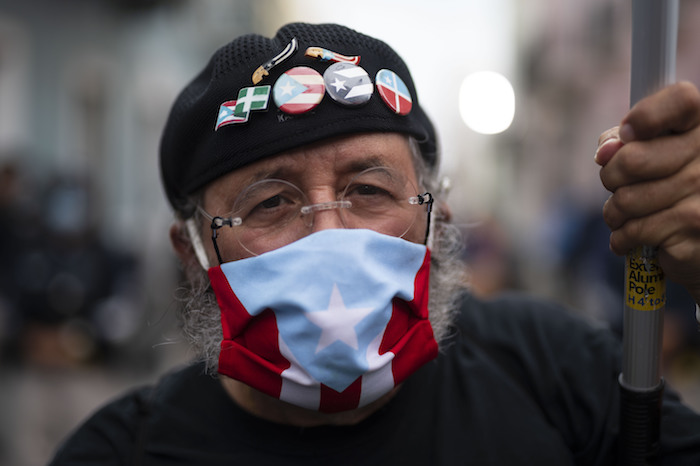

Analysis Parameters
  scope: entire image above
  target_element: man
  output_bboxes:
[50,22,700,465]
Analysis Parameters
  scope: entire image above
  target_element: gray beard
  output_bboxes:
[177,222,467,376]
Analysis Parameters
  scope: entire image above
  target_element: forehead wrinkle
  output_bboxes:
[334,135,416,176]
[211,134,414,195]
[340,155,389,175]
[246,150,385,184]
[252,154,304,179]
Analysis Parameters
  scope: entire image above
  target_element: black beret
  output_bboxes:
[159,22,438,214]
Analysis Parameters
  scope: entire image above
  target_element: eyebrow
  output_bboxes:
[341,155,388,174]
[246,154,391,184]
[244,161,302,185]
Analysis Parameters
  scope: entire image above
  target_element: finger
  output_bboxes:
[598,126,620,147]
[621,81,700,142]
[608,194,700,256]
[599,130,699,192]
[603,161,700,230]
[595,136,624,166]
[595,126,621,166]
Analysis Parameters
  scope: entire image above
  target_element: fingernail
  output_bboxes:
[619,123,635,143]
[595,137,618,165]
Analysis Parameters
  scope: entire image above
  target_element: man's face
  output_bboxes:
[198,132,427,263]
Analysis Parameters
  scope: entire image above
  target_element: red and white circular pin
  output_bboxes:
[376,69,412,116]
[273,66,325,114]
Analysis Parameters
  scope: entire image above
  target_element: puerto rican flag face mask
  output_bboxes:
[207,228,438,413]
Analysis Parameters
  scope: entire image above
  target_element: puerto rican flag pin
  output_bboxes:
[215,100,246,130]
[376,69,412,116]
[215,85,272,129]
[272,66,325,115]
[323,62,373,107]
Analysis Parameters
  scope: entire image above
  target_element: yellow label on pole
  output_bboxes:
[624,247,666,311]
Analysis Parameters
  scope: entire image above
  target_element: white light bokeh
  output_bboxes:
[459,71,515,134]
[284,0,516,175]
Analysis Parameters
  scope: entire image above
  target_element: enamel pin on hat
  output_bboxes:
[273,66,325,114]
[215,85,271,129]
[323,63,373,107]
[376,69,412,115]
[304,46,361,65]
[252,38,298,84]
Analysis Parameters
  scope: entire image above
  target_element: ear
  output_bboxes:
[436,200,453,223]
[170,221,203,279]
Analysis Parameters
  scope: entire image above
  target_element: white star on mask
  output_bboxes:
[304,283,374,354]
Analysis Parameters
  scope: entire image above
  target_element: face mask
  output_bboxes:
[208,228,437,413]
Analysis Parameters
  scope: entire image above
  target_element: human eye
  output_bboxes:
[235,181,303,227]
[342,169,408,218]
[249,189,297,214]
[259,194,284,209]
[347,183,392,198]
[344,167,405,200]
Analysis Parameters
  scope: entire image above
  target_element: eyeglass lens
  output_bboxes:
[217,166,424,257]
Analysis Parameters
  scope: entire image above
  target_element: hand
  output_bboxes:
[595,81,700,302]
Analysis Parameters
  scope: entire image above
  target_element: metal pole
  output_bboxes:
[619,1,678,464]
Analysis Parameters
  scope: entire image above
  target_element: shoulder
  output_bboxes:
[458,290,599,326]
[443,291,623,403]
[48,385,152,465]
[48,363,209,466]
[453,291,620,353]
[438,292,623,460]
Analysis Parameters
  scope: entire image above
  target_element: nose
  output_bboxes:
[301,200,351,232]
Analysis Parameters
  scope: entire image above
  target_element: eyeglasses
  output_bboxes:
[198,166,433,263]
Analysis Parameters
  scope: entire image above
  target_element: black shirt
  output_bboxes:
[50,293,700,465]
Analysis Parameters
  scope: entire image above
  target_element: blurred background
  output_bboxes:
[0,0,698,464]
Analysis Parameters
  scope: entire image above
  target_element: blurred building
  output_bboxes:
[0,1,286,464]
[0,1,699,465]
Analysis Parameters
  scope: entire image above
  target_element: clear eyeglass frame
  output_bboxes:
[197,166,434,264]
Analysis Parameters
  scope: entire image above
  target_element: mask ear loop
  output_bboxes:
[416,192,434,248]
[424,176,452,250]
[185,218,211,270]
[208,217,232,265]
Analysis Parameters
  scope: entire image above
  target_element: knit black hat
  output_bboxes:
[159,22,438,215]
